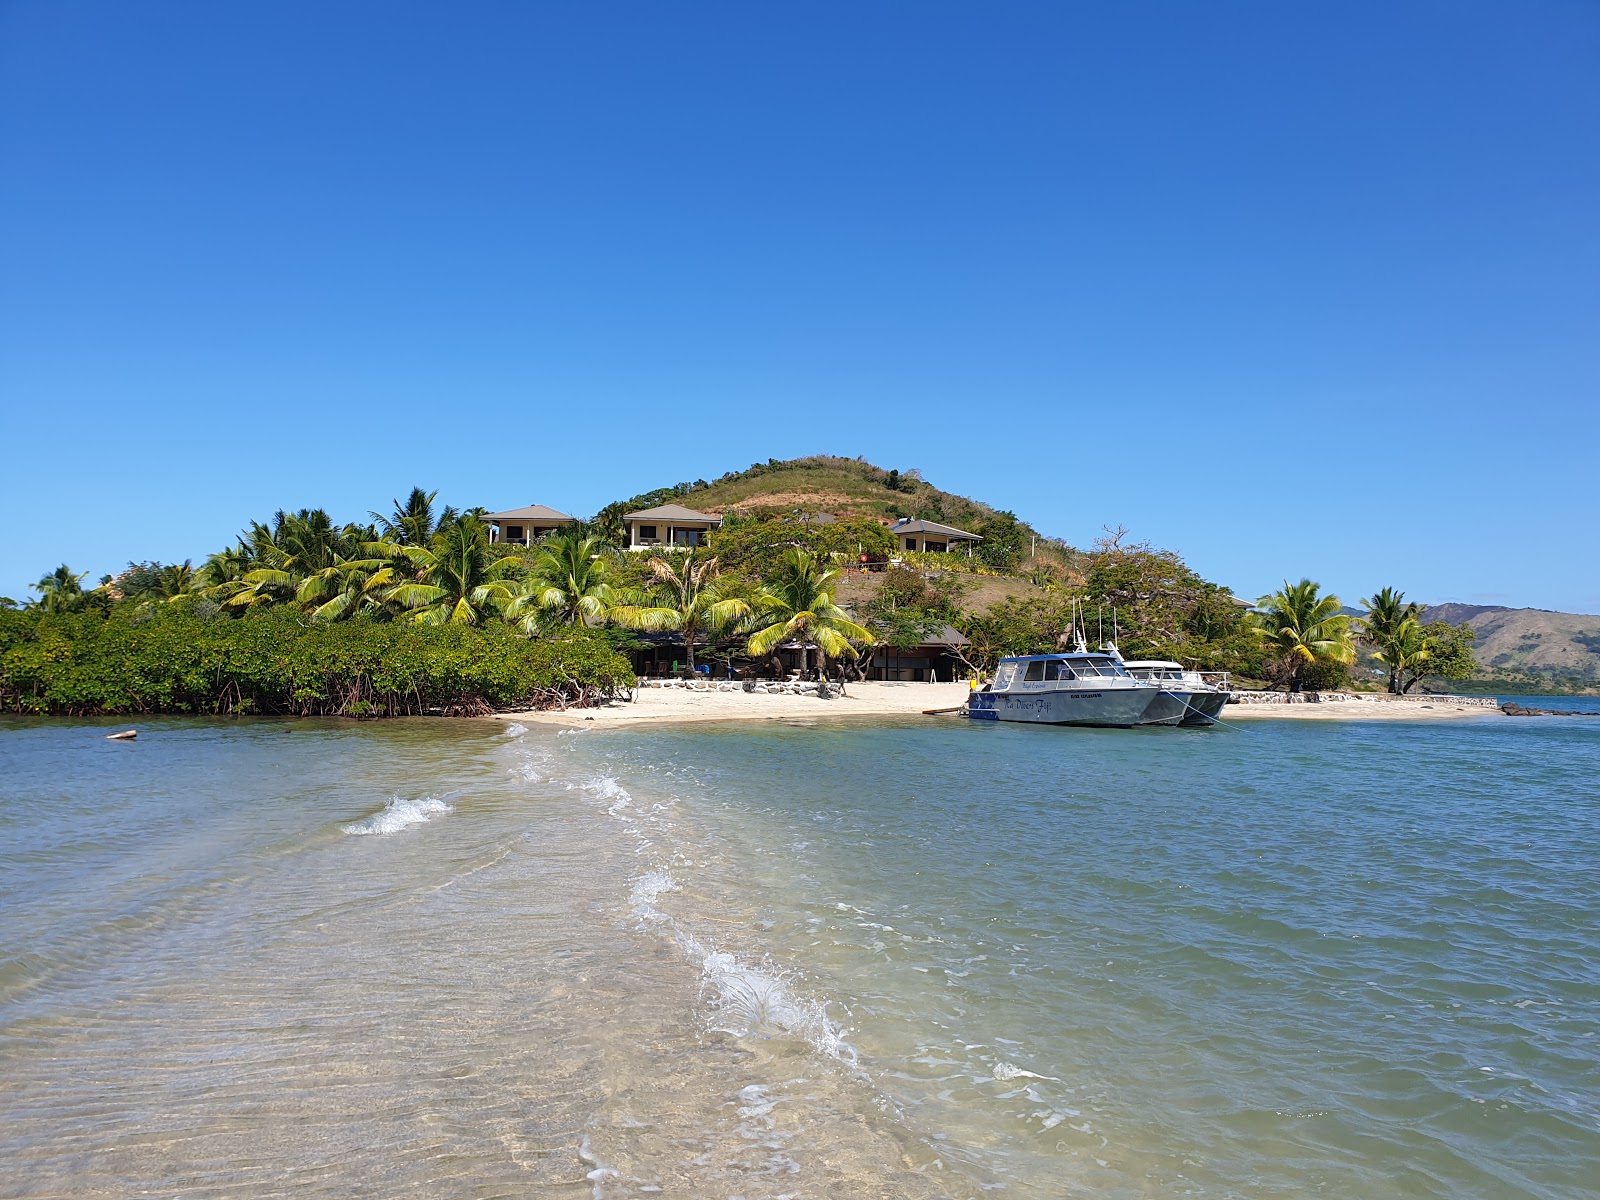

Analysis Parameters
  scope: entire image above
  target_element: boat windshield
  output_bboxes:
[1073,657,1130,678]
[994,662,1018,689]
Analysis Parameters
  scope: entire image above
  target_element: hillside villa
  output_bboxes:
[890,517,982,554]
[484,505,574,545]
[624,504,722,549]
[484,502,985,557]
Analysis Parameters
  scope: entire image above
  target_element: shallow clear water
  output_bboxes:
[574,712,1600,1198]
[2,711,1597,1198]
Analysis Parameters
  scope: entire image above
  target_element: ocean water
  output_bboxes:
[1500,693,1600,714]
[2,710,1597,1198]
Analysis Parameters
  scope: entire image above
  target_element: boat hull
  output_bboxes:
[1178,691,1229,726]
[1136,691,1187,726]
[967,686,1157,728]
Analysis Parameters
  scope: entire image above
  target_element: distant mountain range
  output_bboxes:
[1421,604,1600,687]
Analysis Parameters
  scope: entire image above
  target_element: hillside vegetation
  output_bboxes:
[1422,604,1600,691]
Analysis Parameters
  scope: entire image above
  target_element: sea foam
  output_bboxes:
[343,794,452,836]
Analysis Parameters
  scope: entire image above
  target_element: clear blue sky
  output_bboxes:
[3,2,1597,611]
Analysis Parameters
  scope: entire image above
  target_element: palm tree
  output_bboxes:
[154,560,202,600]
[296,551,406,622]
[745,550,874,675]
[208,510,379,611]
[371,487,439,545]
[1358,587,1422,693]
[388,516,521,625]
[31,565,90,613]
[1373,617,1431,696]
[608,554,751,671]
[506,528,616,630]
[1251,579,1355,692]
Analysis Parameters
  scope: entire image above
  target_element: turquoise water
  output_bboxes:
[2,711,1597,1197]
[575,713,1600,1197]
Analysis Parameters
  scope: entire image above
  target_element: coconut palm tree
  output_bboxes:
[153,560,203,601]
[371,487,440,546]
[506,528,616,630]
[1372,616,1431,695]
[745,550,874,675]
[31,565,90,613]
[387,516,520,625]
[608,554,751,671]
[208,510,381,611]
[296,550,407,622]
[1251,579,1355,692]
[1358,587,1422,693]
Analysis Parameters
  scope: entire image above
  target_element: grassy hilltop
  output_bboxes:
[623,454,1003,524]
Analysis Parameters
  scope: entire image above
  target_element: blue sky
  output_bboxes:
[3,2,1597,611]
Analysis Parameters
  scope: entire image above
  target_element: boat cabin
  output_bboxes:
[1121,660,1187,683]
[991,653,1134,690]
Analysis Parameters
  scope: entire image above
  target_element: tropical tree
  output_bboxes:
[387,516,521,625]
[207,510,379,610]
[506,528,616,629]
[1359,587,1423,693]
[297,551,407,622]
[1379,619,1478,694]
[30,565,90,613]
[583,502,629,551]
[745,550,874,675]
[371,487,440,545]
[607,554,751,671]
[1251,579,1355,692]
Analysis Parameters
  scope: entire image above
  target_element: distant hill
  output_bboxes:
[1422,603,1600,687]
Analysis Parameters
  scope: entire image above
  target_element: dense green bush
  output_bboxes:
[0,608,634,717]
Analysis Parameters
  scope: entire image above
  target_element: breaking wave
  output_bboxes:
[343,794,452,836]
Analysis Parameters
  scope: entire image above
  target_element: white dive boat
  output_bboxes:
[966,652,1161,727]
[1119,660,1231,726]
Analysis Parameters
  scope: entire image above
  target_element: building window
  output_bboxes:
[506,526,524,542]
[905,537,917,550]
[639,525,657,541]
[674,529,702,547]
[925,541,947,552]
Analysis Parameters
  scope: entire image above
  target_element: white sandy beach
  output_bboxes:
[495,680,973,727]
[495,682,1501,727]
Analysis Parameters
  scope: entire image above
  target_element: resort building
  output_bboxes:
[623,504,722,550]
[860,623,971,682]
[890,517,981,554]
[484,505,574,545]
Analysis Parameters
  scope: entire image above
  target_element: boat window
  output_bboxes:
[1051,660,1076,681]
[1023,660,1045,682]
[994,663,1018,688]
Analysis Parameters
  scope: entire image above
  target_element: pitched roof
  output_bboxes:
[890,518,981,541]
[624,504,721,523]
[483,505,574,523]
